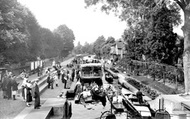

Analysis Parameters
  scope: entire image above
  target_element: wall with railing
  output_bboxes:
[2,57,62,76]
[116,58,184,95]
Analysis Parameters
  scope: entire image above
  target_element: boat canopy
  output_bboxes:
[80,63,103,80]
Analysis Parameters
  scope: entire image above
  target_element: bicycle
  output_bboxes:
[99,93,132,119]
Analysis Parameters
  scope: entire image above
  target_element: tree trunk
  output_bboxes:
[183,10,190,94]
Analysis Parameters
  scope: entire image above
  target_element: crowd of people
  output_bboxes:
[0,57,106,118]
[0,61,76,110]
[1,69,41,109]
[20,71,41,109]
[1,71,19,100]
[0,60,77,114]
[48,63,75,119]
[0,56,145,119]
[46,65,76,90]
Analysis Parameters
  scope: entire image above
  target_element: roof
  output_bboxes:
[110,40,125,49]
[0,67,7,70]
[80,63,102,68]
[116,40,125,49]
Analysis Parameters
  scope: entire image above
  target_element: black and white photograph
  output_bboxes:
[0,0,189,119]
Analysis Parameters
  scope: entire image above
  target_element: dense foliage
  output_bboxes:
[121,1,182,65]
[93,35,106,57]
[74,36,116,58]
[101,36,115,56]
[85,0,183,66]
[141,3,182,65]
[0,0,75,66]
[73,41,93,54]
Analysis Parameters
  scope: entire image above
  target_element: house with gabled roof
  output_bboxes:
[110,39,126,60]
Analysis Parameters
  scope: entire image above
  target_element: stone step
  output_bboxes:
[23,106,53,119]
[14,99,48,119]
[19,98,65,119]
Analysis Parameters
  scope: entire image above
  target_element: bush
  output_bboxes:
[127,78,159,99]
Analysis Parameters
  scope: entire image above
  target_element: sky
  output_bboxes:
[17,0,183,46]
[17,0,127,45]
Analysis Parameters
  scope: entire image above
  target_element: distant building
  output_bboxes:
[110,39,126,60]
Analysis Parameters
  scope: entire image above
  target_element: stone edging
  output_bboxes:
[106,68,160,100]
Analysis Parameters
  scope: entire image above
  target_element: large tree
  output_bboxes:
[74,41,83,54]
[173,0,190,94]
[140,3,181,65]
[101,36,115,57]
[93,35,106,57]
[24,9,42,59]
[40,28,60,58]
[54,25,75,57]
[82,42,93,54]
[0,0,29,64]
[0,0,76,65]
[85,0,190,93]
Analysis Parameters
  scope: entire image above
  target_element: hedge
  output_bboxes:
[116,58,184,84]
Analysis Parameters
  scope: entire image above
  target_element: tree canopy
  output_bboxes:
[73,36,115,57]
[54,25,75,57]
[0,0,75,65]
[93,35,106,57]
[85,0,183,66]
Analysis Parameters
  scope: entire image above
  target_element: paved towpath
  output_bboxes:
[0,72,47,119]
[0,57,73,119]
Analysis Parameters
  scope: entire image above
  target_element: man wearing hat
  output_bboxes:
[33,78,40,109]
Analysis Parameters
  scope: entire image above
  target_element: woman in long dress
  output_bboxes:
[21,77,28,101]
[25,81,33,106]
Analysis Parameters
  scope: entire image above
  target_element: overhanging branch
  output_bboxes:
[174,0,186,11]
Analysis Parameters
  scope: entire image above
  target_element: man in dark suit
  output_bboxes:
[33,79,40,109]
[136,89,143,104]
